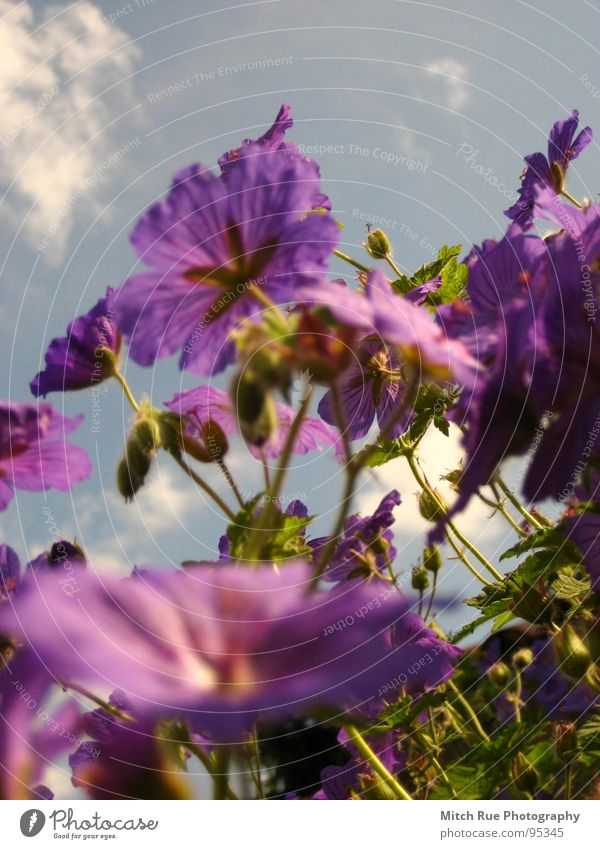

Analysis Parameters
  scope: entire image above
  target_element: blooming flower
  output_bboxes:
[30,288,119,398]
[0,651,82,799]
[165,384,339,459]
[310,490,401,582]
[218,104,330,210]
[505,110,592,229]
[437,226,547,363]
[0,403,92,510]
[0,545,20,603]
[0,563,460,742]
[566,512,600,592]
[70,693,192,800]
[310,269,477,390]
[116,141,339,375]
[318,339,413,441]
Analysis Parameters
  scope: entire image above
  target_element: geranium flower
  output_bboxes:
[0,563,460,742]
[310,490,401,582]
[30,288,119,398]
[165,384,339,459]
[505,110,592,229]
[116,142,339,375]
[0,403,92,510]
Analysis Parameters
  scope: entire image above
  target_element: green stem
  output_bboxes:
[169,450,237,521]
[311,466,359,588]
[484,484,528,537]
[565,763,573,800]
[259,448,271,491]
[246,390,313,560]
[334,248,371,274]
[511,668,523,724]
[212,747,231,800]
[424,570,438,620]
[447,679,490,743]
[113,369,140,413]
[405,453,503,582]
[385,254,404,278]
[445,534,492,586]
[493,475,544,530]
[217,458,245,508]
[65,683,134,722]
[344,724,412,800]
[184,740,238,800]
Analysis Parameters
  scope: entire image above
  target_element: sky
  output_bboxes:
[1,0,600,627]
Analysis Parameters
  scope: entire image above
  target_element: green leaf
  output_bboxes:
[551,573,591,601]
[427,258,468,306]
[226,499,314,561]
[390,244,462,295]
[500,525,572,561]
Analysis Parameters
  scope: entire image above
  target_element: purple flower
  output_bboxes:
[70,693,191,800]
[310,270,477,389]
[218,104,330,210]
[316,727,405,799]
[26,540,86,589]
[505,110,592,229]
[566,512,600,592]
[437,226,547,363]
[219,105,293,170]
[116,142,339,375]
[0,403,92,510]
[165,384,339,459]
[30,288,119,398]
[310,490,401,582]
[0,545,20,603]
[318,339,412,441]
[0,563,460,742]
[0,651,82,799]
[481,632,597,722]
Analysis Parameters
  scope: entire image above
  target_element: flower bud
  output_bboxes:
[232,372,266,426]
[117,444,151,501]
[487,661,510,688]
[554,722,578,762]
[116,412,161,501]
[418,489,447,522]
[134,416,161,453]
[412,565,430,592]
[47,540,86,567]
[200,419,229,461]
[442,468,462,492]
[512,648,534,670]
[554,624,593,681]
[511,751,539,795]
[510,585,549,623]
[240,394,278,448]
[294,311,355,383]
[423,544,442,574]
[364,228,392,259]
[369,534,390,558]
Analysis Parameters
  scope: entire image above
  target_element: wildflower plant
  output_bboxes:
[1,106,600,801]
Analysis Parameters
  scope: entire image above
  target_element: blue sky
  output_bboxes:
[1,0,599,616]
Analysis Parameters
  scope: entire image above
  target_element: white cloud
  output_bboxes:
[0,1,141,260]
[426,58,471,112]
[356,424,511,558]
